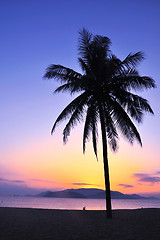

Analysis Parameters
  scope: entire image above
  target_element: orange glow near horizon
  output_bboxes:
[2,127,159,197]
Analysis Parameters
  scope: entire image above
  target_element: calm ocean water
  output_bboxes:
[0,196,160,210]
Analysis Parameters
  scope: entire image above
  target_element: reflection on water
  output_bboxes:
[0,196,160,210]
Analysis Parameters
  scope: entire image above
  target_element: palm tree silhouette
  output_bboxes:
[44,29,156,218]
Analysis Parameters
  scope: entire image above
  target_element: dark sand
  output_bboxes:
[0,207,160,240]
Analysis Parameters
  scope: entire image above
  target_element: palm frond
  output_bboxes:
[110,99,142,146]
[113,71,156,91]
[122,51,145,69]
[116,91,154,122]
[92,120,98,160]
[63,98,87,143]
[83,104,99,159]
[93,35,111,53]
[103,55,124,78]
[78,28,92,62]
[83,111,92,153]
[126,75,155,91]
[51,92,88,134]
[54,81,83,94]
[132,94,154,114]
[103,107,119,152]
[43,64,82,83]
[78,57,91,74]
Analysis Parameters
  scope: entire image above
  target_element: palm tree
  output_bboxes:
[43,29,156,218]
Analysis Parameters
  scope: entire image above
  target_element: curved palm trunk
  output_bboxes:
[99,105,112,218]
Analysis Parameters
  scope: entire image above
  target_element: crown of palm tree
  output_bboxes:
[44,28,155,159]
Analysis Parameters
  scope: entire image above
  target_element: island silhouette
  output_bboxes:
[27,188,157,200]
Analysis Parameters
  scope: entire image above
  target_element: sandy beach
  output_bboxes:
[0,207,160,240]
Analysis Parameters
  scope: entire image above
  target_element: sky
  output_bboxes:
[0,0,160,197]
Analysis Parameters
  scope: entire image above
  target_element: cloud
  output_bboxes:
[31,178,56,183]
[0,177,62,196]
[138,177,160,183]
[133,173,150,178]
[0,178,25,184]
[133,172,160,185]
[0,178,42,196]
[118,184,134,188]
[12,180,25,183]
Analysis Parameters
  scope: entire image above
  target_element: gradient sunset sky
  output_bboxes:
[0,0,160,197]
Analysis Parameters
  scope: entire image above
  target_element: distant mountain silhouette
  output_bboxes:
[34,188,158,199]
[37,190,87,198]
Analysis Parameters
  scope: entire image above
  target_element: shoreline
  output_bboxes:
[0,207,160,239]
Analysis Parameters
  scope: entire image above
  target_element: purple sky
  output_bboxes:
[0,0,160,196]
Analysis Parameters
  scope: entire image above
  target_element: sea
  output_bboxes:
[0,196,160,210]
